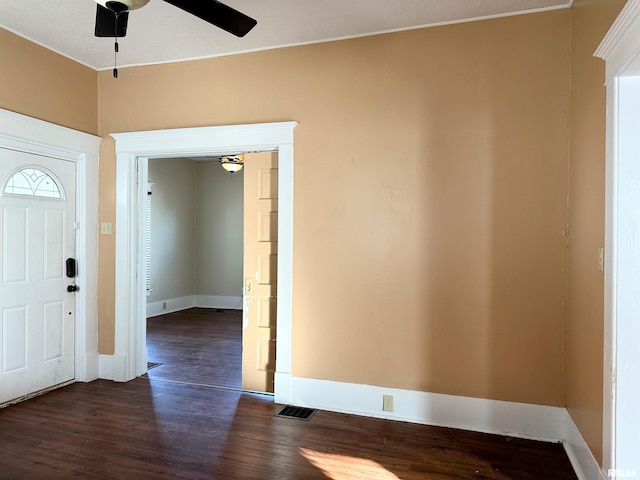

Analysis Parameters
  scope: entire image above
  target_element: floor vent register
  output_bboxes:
[274,405,317,421]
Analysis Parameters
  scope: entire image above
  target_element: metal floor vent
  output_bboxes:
[147,362,162,370]
[274,405,317,421]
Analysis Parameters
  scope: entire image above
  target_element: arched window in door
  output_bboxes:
[3,167,64,199]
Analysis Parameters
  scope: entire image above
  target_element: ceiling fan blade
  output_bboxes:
[162,0,257,37]
[94,4,129,37]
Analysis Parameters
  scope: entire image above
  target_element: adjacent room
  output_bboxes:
[145,156,245,390]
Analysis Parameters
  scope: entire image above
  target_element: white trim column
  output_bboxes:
[595,0,640,475]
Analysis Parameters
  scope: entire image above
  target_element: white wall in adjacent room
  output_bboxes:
[147,158,243,312]
[148,157,196,304]
[194,162,244,298]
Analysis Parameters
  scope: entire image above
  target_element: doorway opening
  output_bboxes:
[111,121,296,405]
[144,155,246,392]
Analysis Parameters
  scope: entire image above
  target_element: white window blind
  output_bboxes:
[146,183,153,295]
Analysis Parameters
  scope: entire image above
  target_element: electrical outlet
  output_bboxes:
[162,301,167,310]
[383,395,394,412]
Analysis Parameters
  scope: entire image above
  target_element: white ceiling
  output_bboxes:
[0,0,571,71]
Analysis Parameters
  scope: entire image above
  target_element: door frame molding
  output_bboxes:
[109,121,297,403]
[595,0,640,473]
[0,108,101,383]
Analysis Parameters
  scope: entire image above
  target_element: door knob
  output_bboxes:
[67,285,79,292]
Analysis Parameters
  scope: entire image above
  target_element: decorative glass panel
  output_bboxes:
[3,168,63,199]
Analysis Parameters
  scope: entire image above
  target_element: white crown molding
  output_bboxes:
[594,0,640,83]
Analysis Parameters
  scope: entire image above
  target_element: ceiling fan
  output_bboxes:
[94,0,257,76]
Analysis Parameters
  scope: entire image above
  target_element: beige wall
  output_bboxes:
[566,0,627,465]
[148,158,196,303]
[96,10,570,406]
[0,29,98,135]
[194,162,244,298]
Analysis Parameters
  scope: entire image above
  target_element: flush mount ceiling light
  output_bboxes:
[219,154,244,173]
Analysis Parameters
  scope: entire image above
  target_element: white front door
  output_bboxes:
[0,148,76,405]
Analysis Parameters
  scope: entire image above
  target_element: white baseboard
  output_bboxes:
[79,351,100,382]
[98,354,115,380]
[146,295,196,317]
[276,375,612,479]
[274,371,292,405]
[98,353,128,381]
[564,411,608,480]
[195,295,243,310]
[146,295,242,317]
[284,376,566,442]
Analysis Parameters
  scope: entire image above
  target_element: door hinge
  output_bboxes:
[74,221,81,230]
[611,365,617,390]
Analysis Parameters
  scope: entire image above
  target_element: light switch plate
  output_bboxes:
[101,222,112,235]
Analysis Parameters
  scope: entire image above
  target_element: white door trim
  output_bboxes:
[109,122,297,404]
[595,0,640,474]
[0,108,101,383]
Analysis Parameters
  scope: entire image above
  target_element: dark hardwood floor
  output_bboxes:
[0,378,577,480]
[146,308,241,389]
[0,307,578,479]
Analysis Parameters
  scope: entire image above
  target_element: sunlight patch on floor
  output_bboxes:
[299,447,401,479]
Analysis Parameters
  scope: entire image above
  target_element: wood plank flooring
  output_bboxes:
[146,308,241,389]
[0,378,577,480]
[0,307,578,479]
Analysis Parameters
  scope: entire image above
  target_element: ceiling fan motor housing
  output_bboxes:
[96,0,151,12]
[94,0,257,46]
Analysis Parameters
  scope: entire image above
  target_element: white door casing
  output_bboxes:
[595,0,640,474]
[0,109,101,386]
[0,151,76,404]
[108,121,297,405]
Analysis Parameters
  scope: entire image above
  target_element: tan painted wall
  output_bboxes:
[0,29,98,135]
[97,10,570,406]
[566,0,627,465]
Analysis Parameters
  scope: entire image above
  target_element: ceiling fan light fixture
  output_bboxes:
[220,154,244,173]
[95,0,151,11]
